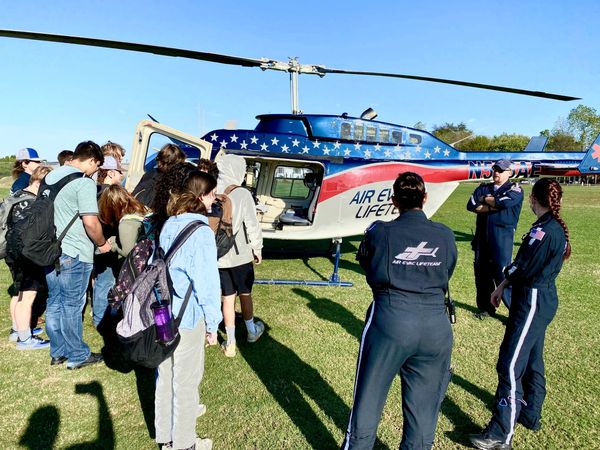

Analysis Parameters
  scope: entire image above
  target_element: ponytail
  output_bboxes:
[532,178,571,260]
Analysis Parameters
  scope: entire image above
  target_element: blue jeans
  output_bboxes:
[92,258,116,327]
[45,254,93,364]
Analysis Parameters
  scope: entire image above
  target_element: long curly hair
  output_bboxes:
[99,185,148,227]
[532,178,571,260]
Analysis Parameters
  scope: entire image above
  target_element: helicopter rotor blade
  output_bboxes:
[0,29,580,101]
[0,29,265,68]
[318,67,580,101]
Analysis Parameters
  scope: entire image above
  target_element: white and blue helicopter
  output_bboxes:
[2,29,598,285]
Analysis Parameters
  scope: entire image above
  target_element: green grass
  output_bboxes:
[1,184,599,449]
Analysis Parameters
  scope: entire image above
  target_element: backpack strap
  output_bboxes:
[39,172,86,244]
[161,220,207,327]
[39,172,85,201]
[224,184,239,195]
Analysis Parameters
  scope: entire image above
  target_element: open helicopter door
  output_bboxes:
[125,120,212,192]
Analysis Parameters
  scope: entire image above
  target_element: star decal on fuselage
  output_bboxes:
[250,136,258,144]
[230,134,238,143]
[210,133,218,142]
[260,143,268,151]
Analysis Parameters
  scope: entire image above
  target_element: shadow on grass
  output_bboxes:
[19,381,116,449]
[453,299,508,325]
[441,373,495,446]
[237,317,389,450]
[293,288,363,341]
[97,312,156,439]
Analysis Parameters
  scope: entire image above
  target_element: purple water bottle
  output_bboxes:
[151,300,176,343]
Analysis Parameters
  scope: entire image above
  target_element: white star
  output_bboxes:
[292,139,300,147]
[415,144,422,153]
[364,150,372,158]
[384,150,392,157]
[434,145,441,153]
[302,146,310,154]
[250,136,258,144]
[271,137,279,146]
[344,149,351,157]
[312,139,320,148]
[354,142,362,150]
[220,140,228,148]
[260,143,268,151]
[443,149,450,157]
[404,151,411,159]
[210,133,218,142]
[230,134,238,143]
[424,151,431,159]
[333,141,341,149]
[323,146,330,155]
[281,144,289,153]
[395,143,401,150]
[240,140,248,150]
[374,143,381,151]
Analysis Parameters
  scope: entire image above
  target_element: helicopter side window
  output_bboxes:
[391,131,402,144]
[409,133,422,144]
[380,128,390,144]
[271,166,313,199]
[354,123,364,141]
[366,126,377,142]
[340,123,352,140]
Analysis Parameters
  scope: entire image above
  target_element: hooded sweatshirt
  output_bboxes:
[216,154,263,268]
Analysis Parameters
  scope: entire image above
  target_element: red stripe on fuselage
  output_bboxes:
[319,162,468,203]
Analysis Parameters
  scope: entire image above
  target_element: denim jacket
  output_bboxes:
[159,213,222,332]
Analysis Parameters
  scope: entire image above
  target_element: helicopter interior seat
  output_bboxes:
[278,172,320,226]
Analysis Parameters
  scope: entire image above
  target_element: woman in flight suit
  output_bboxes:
[470,178,571,450]
[342,172,457,450]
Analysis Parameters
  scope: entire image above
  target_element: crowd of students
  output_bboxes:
[5,142,264,450]
[5,145,572,450]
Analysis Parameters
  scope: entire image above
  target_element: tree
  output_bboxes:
[432,122,472,146]
[487,133,530,152]
[567,104,600,148]
[459,135,492,151]
[546,132,582,151]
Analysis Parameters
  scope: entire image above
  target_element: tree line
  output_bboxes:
[415,104,600,152]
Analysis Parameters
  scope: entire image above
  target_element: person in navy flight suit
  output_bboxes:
[470,178,571,450]
[341,172,457,450]
[467,159,523,318]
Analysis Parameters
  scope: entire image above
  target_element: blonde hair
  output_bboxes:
[29,165,52,184]
[101,141,126,160]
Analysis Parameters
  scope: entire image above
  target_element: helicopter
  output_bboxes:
[1,29,599,285]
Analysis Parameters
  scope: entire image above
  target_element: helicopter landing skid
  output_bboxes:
[255,238,352,287]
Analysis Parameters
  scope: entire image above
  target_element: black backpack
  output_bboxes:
[115,220,205,368]
[7,172,84,268]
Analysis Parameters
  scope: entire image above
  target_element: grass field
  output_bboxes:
[1,183,599,449]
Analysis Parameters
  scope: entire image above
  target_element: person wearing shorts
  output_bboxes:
[216,154,264,357]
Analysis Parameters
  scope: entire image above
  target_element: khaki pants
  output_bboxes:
[155,319,206,449]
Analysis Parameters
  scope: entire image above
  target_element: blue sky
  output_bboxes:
[0,0,598,161]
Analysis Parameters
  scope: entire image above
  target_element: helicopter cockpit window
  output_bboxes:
[379,128,390,144]
[354,123,364,141]
[340,123,352,140]
[145,132,202,170]
[391,131,402,144]
[271,166,313,199]
[366,126,377,142]
[409,133,422,145]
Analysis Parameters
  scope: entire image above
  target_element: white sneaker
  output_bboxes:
[247,320,265,343]
[221,341,236,357]
[197,403,207,417]
[195,437,213,450]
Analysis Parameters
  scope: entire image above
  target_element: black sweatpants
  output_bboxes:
[342,298,453,450]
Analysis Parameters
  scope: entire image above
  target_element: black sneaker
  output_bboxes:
[50,356,68,366]
[517,416,542,432]
[469,432,511,449]
[66,352,103,370]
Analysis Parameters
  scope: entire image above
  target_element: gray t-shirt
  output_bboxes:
[44,166,99,263]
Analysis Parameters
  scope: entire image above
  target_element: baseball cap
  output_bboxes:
[16,148,42,161]
[492,159,512,171]
[100,156,126,171]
